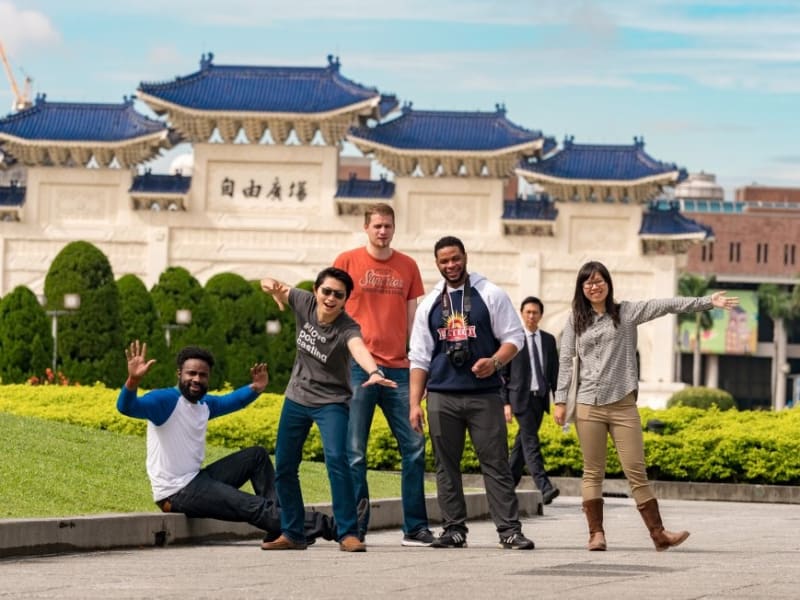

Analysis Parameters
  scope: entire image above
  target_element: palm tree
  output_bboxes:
[678,273,715,386]
[757,282,800,410]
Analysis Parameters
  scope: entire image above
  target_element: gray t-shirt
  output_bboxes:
[284,287,362,407]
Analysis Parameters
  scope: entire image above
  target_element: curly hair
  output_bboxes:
[176,346,215,370]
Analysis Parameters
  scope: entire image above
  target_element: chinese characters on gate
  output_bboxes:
[221,176,308,201]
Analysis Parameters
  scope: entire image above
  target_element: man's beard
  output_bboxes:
[179,380,208,403]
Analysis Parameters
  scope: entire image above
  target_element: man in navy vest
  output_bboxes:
[502,296,560,504]
[408,236,534,550]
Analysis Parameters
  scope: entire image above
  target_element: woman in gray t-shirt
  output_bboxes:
[260,267,396,553]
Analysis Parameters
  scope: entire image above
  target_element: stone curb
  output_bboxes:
[0,490,542,559]
[468,475,800,504]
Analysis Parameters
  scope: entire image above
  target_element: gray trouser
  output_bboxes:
[426,390,521,536]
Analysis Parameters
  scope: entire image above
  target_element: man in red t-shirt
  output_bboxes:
[334,202,433,546]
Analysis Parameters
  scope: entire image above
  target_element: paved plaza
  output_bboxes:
[1,495,797,599]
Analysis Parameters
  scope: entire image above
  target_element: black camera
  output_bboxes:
[446,342,471,368]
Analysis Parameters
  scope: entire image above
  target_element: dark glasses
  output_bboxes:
[320,286,346,300]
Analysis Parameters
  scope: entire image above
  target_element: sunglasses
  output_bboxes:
[319,286,346,300]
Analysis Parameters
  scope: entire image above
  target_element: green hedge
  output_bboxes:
[1,385,799,484]
[667,386,736,410]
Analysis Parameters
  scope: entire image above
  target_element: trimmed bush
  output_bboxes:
[2,385,799,485]
[667,386,736,411]
[44,241,126,386]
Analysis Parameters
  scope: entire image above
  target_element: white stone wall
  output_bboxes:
[0,144,683,406]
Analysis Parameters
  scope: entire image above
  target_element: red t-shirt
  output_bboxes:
[334,247,425,368]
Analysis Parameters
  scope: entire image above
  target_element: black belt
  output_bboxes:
[529,392,546,400]
[156,497,173,513]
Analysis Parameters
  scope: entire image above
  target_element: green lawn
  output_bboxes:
[0,412,429,519]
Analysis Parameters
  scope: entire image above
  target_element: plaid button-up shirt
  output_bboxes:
[555,296,714,407]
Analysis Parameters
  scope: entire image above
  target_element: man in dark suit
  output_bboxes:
[502,296,560,504]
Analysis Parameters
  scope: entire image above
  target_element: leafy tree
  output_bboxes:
[117,274,174,388]
[757,282,800,410]
[150,267,226,389]
[678,273,715,386]
[205,272,267,387]
[0,286,51,383]
[43,241,125,386]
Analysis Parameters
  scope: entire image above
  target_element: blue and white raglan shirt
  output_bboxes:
[409,272,524,393]
[117,385,259,502]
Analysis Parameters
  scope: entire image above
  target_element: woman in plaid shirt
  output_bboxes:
[553,261,738,552]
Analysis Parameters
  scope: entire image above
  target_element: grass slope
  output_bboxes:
[0,412,414,519]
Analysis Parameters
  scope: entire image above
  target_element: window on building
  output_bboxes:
[729,242,741,263]
[701,242,714,262]
[785,244,797,266]
[757,243,769,264]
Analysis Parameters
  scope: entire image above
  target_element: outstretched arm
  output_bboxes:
[260,277,291,311]
[124,340,157,390]
[347,336,397,389]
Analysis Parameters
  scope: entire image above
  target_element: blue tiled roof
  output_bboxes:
[0,183,25,206]
[639,200,714,237]
[349,103,549,151]
[520,136,687,182]
[335,176,395,199]
[139,53,387,114]
[502,196,558,221]
[129,171,192,195]
[0,95,166,142]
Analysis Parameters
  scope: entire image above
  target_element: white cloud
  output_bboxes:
[0,2,60,53]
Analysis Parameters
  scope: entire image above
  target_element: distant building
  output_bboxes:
[676,173,800,408]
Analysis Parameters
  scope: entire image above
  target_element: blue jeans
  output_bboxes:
[347,364,428,536]
[274,398,358,543]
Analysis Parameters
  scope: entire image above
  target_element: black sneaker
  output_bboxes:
[402,528,435,547]
[498,532,535,550]
[432,528,467,548]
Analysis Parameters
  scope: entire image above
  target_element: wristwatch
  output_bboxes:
[491,356,503,372]
[369,368,385,378]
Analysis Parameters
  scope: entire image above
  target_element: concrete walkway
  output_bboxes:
[2,494,797,599]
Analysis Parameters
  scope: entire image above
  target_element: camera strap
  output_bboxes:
[441,275,471,320]
[440,275,471,354]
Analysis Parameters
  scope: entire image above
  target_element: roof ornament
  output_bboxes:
[564,134,575,148]
[326,54,341,71]
[633,135,645,148]
[35,92,46,105]
[495,102,506,116]
[401,101,413,114]
[200,52,214,70]
[122,95,134,106]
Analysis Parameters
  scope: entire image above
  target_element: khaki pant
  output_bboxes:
[575,393,655,506]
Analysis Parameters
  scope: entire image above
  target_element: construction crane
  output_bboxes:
[0,40,32,112]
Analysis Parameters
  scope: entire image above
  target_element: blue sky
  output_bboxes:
[2,0,800,198]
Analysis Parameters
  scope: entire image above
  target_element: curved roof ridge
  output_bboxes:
[137,53,383,114]
[0,95,166,141]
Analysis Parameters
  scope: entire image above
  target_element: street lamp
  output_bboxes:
[164,309,192,347]
[41,293,81,374]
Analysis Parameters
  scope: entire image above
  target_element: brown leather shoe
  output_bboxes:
[339,535,367,552]
[260,534,307,551]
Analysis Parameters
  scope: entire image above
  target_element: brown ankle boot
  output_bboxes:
[582,498,607,551]
[637,498,689,551]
